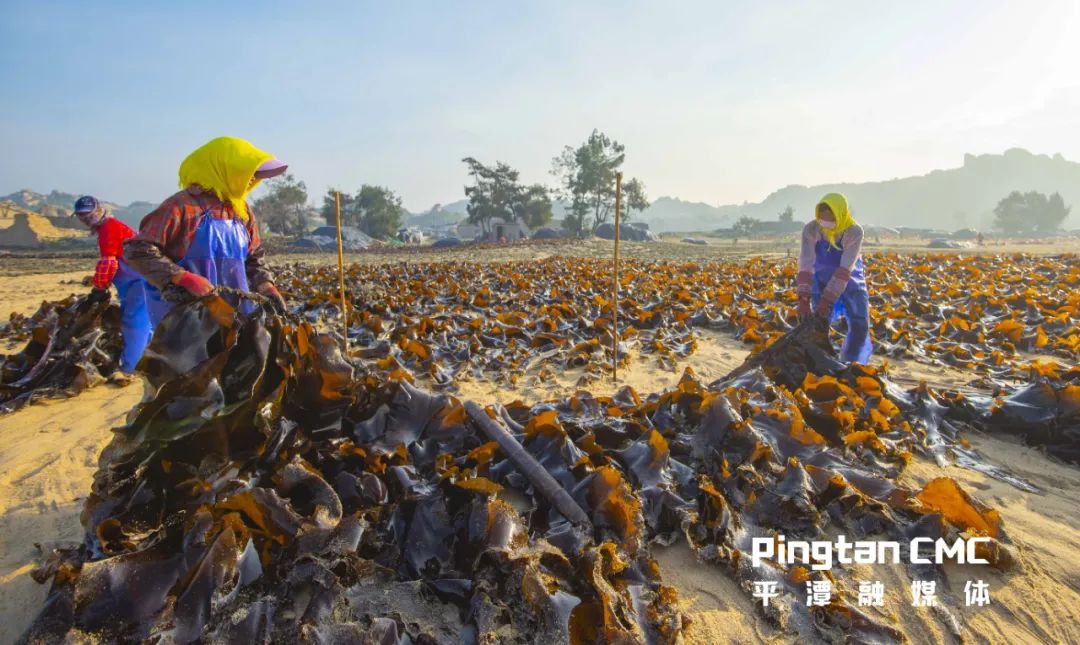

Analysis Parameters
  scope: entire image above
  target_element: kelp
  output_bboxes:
[8,252,1079,641]
[938,368,1080,464]
[5,252,1077,434]
[273,254,1078,391]
[23,291,1051,644]
[271,253,1078,460]
[0,295,122,413]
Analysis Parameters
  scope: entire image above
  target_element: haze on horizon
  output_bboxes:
[1,0,1079,212]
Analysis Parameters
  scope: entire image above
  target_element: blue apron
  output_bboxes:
[811,237,873,363]
[112,260,152,373]
[146,211,252,327]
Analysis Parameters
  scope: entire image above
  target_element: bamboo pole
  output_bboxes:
[334,191,349,353]
[464,401,592,527]
[613,172,622,383]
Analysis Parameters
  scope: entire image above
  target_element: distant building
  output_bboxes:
[457,217,531,242]
[426,223,461,239]
[455,221,481,240]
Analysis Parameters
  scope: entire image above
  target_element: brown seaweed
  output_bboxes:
[13,252,1080,642]
[0,295,122,413]
[20,287,1056,644]
[268,253,1080,460]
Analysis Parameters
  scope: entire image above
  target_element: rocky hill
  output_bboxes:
[1,190,153,229]
[693,148,1080,233]
[0,202,88,248]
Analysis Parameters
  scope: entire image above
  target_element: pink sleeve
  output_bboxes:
[798,221,818,273]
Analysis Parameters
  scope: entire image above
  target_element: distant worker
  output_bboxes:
[794,192,872,363]
[124,136,288,326]
[72,196,152,380]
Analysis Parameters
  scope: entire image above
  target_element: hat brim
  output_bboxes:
[254,159,288,179]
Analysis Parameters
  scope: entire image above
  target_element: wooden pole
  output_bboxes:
[334,191,349,353]
[464,401,592,527]
[613,172,622,383]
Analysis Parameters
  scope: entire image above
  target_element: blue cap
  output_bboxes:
[73,195,98,215]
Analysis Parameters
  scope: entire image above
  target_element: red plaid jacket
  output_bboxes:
[122,188,273,289]
[92,218,136,289]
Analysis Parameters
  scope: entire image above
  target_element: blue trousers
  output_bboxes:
[812,276,872,363]
[114,275,152,372]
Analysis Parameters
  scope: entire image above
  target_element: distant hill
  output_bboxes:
[1,189,153,228]
[404,199,570,228]
[636,197,737,232]
[112,201,157,227]
[0,201,89,248]
[403,201,469,228]
[425,148,1080,234]
[3,189,83,220]
[706,148,1080,233]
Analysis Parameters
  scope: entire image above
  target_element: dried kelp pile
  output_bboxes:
[0,295,122,413]
[277,253,1079,391]
[24,297,1046,644]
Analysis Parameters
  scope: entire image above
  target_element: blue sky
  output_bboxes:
[2,1,1079,211]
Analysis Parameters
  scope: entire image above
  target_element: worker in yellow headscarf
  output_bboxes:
[794,192,872,363]
[124,136,288,326]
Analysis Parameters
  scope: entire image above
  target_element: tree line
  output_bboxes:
[252,129,650,238]
[459,129,649,236]
[252,176,407,239]
[992,191,1069,235]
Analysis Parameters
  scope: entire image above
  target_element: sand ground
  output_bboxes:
[0,383,144,644]
[0,257,1077,644]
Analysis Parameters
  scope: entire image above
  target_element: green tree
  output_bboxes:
[993,190,1070,235]
[778,206,795,223]
[253,174,313,235]
[320,186,403,238]
[621,177,649,220]
[561,202,589,237]
[462,157,521,234]
[514,184,553,229]
[355,185,404,239]
[321,189,358,227]
[551,129,648,234]
[732,215,760,237]
[1046,192,1070,233]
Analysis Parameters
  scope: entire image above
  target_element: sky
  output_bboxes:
[2,0,1079,212]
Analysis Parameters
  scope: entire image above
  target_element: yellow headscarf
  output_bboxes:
[816,192,856,249]
[177,136,275,222]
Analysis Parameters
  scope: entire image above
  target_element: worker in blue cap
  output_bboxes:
[73,196,152,381]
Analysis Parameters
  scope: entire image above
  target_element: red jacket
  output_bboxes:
[93,218,136,289]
